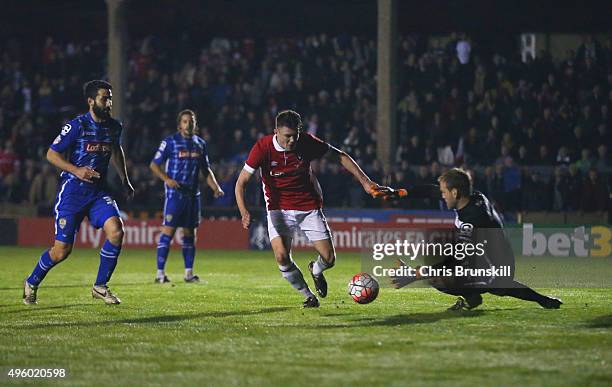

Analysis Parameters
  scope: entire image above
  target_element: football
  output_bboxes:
[348,272,379,304]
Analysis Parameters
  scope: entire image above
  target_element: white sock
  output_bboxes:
[185,268,193,278]
[279,261,314,298]
[312,255,333,276]
[156,270,165,278]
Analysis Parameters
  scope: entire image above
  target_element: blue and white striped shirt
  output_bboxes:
[151,132,210,197]
[50,112,122,188]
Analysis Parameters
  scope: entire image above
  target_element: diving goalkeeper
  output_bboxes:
[375,168,562,311]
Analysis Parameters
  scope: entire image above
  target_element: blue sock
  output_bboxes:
[182,236,195,269]
[27,250,57,286]
[95,240,121,286]
[157,234,172,271]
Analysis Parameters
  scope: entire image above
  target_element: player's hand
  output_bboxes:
[364,181,384,197]
[369,185,393,198]
[372,186,408,201]
[240,211,251,229]
[390,259,420,289]
[214,187,225,198]
[74,166,100,183]
[124,180,135,201]
[164,179,181,189]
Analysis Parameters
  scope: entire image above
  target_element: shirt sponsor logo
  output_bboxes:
[86,142,112,153]
[178,150,201,158]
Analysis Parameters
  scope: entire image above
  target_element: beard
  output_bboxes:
[93,103,111,120]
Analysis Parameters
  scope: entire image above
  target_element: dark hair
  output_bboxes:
[83,80,112,101]
[275,110,302,131]
[438,168,472,198]
[176,109,196,127]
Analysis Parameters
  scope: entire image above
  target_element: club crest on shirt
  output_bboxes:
[460,223,474,234]
[165,214,173,222]
[59,218,67,229]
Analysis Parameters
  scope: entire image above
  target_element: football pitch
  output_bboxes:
[0,247,610,386]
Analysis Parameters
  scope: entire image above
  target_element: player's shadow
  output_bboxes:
[0,282,148,291]
[316,309,487,328]
[586,314,612,328]
[11,307,290,329]
[364,310,486,326]
[4,304,92,314]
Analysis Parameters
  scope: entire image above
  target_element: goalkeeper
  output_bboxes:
[374,168,562,311]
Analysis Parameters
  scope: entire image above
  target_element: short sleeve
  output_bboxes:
[115,121,124,145]
[200,141,210,170]
[152,138,172,165]
[244,140,264,174]
[301,133,329,160]
[50,121,81,153]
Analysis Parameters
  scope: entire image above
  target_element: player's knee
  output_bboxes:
[161,226,176,237]
[108,227,124,245]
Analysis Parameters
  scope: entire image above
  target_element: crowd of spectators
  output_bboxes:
[0,33,610,216]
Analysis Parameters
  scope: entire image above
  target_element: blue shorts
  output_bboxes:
[54,180,121,244]
[163,194,201,229]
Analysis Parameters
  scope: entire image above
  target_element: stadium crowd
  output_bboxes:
[0,33,610,216]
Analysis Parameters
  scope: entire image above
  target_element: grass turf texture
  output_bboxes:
[0,246,610,386]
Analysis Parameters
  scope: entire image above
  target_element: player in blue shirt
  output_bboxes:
[150,109,224,283]
[23,80,134,305]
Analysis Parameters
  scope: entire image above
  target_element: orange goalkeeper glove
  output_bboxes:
[371,186,408,200]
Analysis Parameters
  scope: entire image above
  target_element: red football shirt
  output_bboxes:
[244,133,330,211]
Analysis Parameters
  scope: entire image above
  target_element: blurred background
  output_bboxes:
[0,0,610,227]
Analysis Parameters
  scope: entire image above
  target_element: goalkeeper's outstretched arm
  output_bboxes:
[373,184,441,200]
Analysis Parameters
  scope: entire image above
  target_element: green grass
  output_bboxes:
[0,246,610,386]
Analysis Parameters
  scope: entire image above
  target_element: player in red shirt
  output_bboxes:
[235,110,385,307]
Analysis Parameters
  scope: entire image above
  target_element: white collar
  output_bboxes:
[272,134,287,152]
